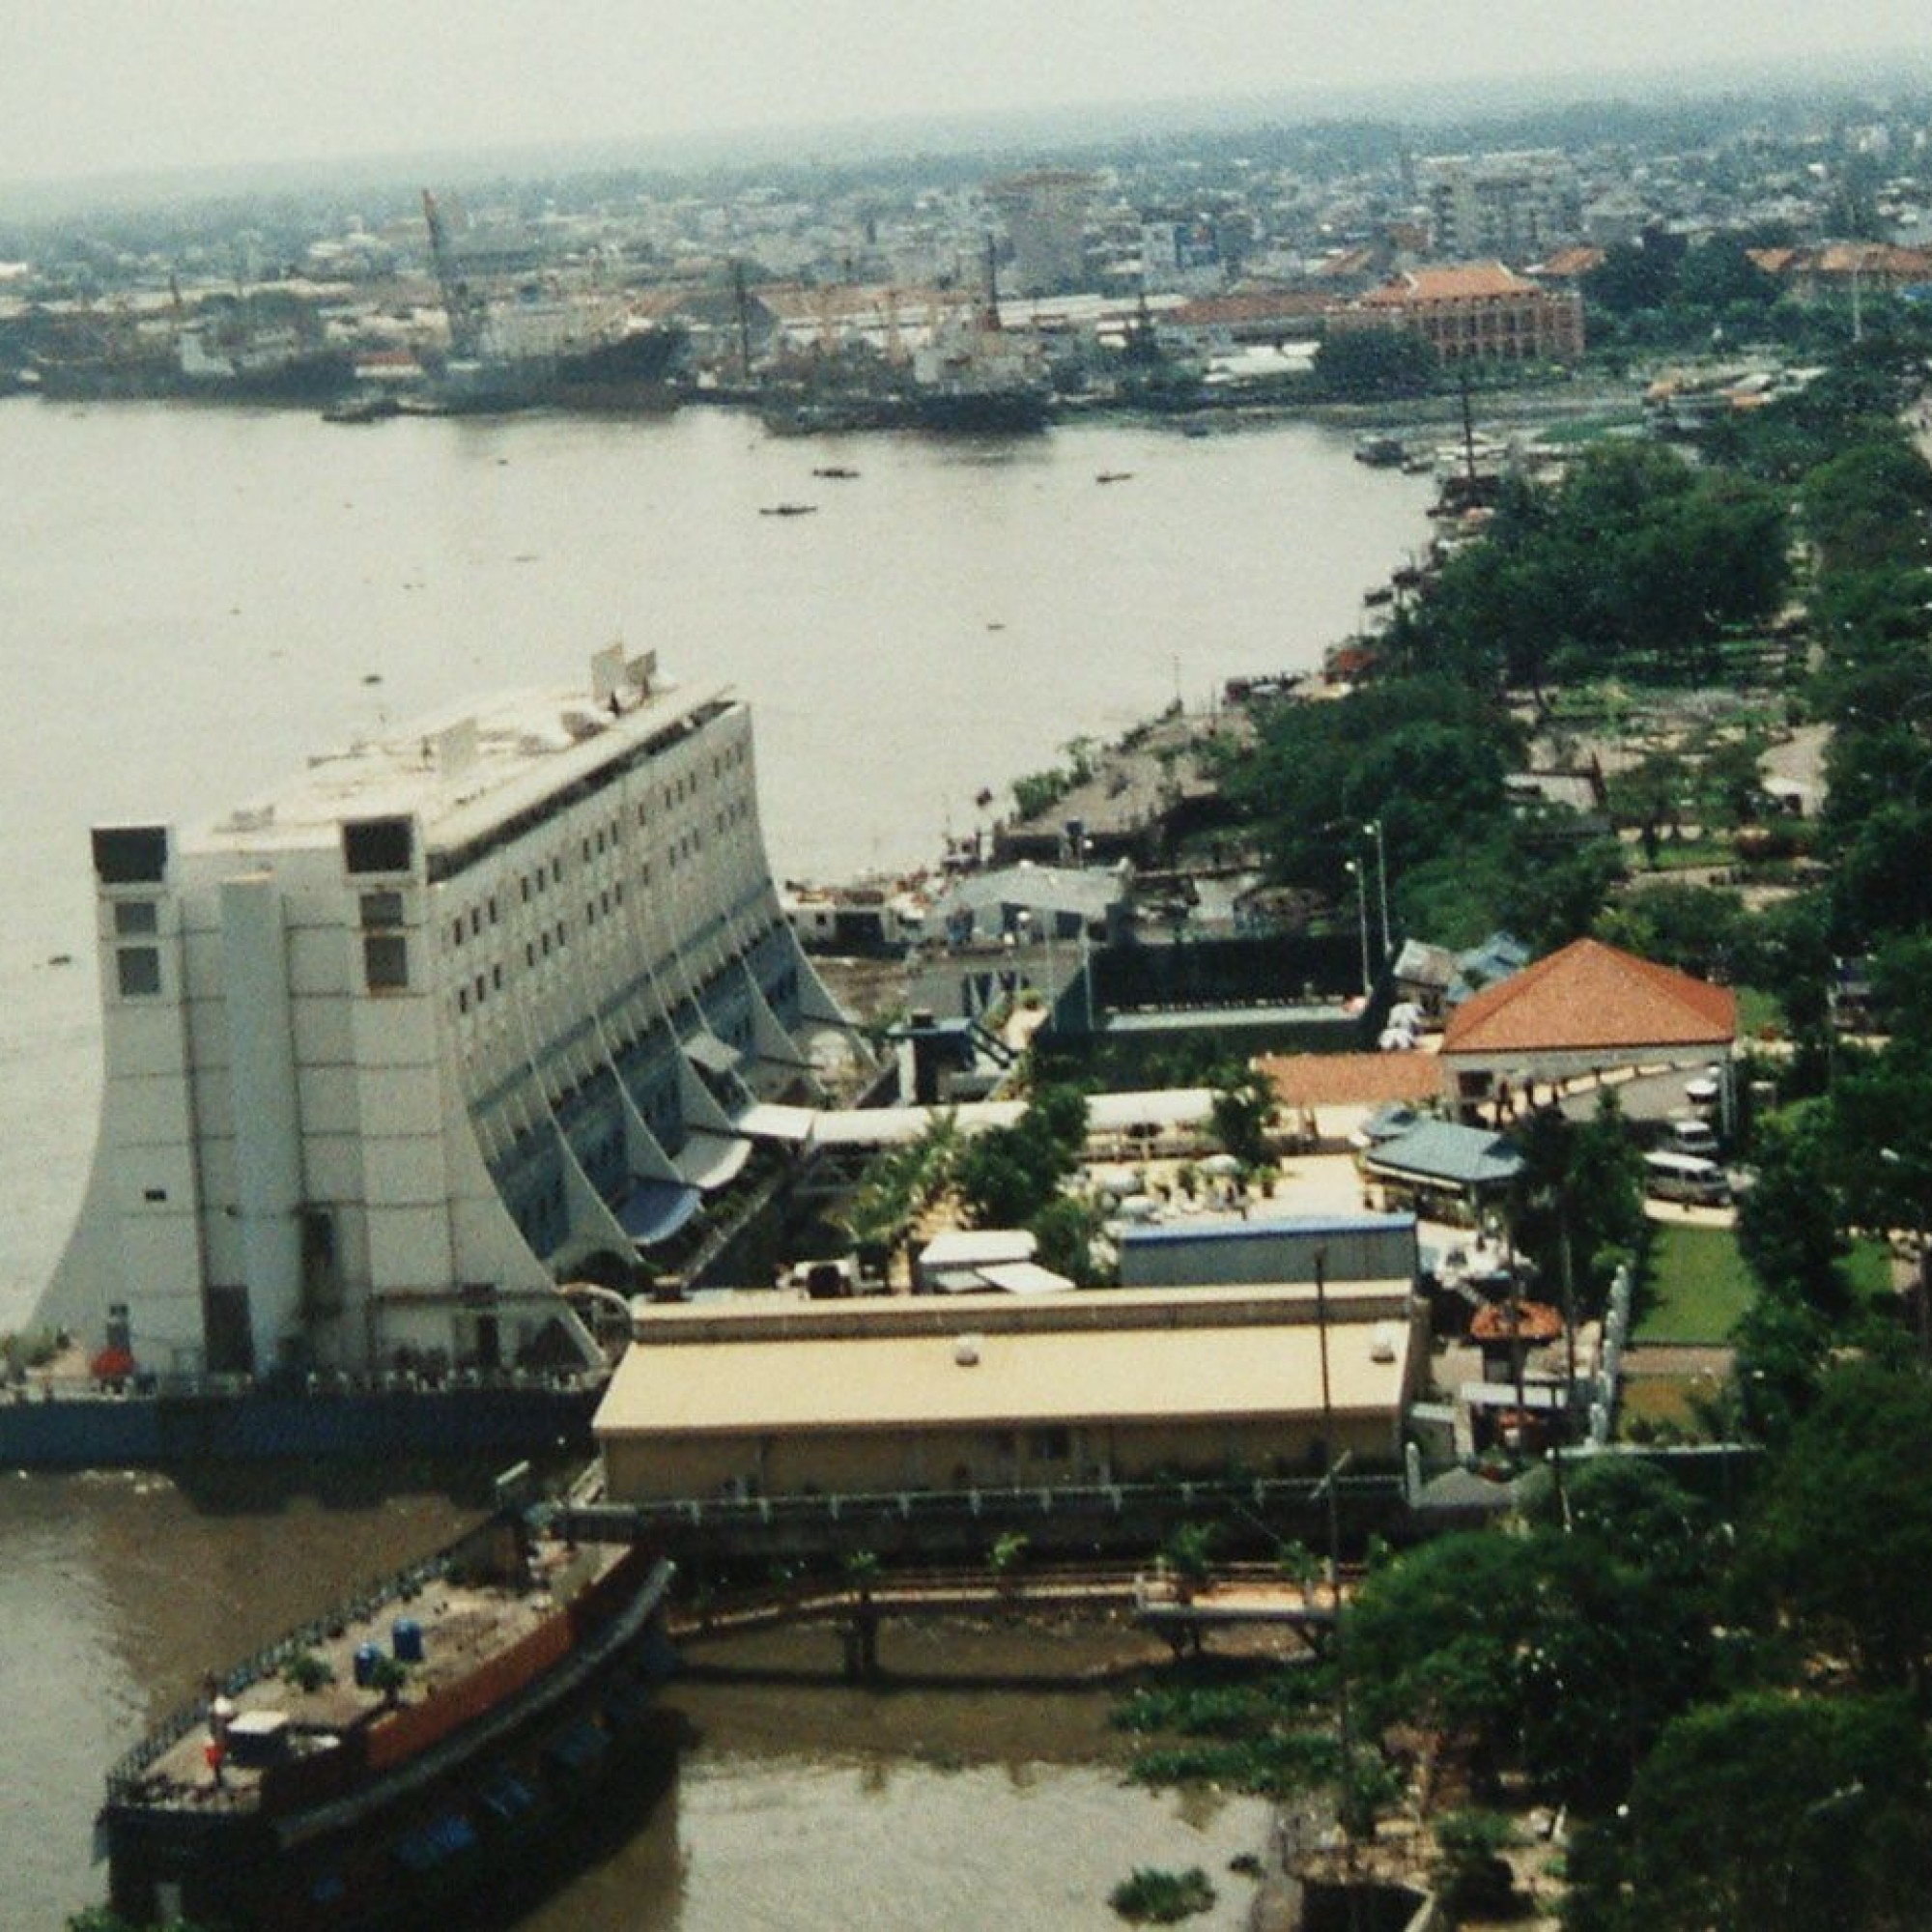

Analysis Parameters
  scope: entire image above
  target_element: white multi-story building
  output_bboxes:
[1422,152,1580,265]
[45,648,851,1381]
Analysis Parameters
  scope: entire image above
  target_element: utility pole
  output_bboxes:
[1362,819,1391,964]
[1344,859,1370,997]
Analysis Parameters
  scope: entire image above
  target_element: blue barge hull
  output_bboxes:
[0,1382,599,1469]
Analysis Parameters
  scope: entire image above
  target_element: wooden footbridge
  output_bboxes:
[665,1561,1348,1678]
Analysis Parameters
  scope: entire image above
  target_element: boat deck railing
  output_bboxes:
[19,1364,604,1406]
[102,1544,467,1805]
[564,1469,1403,1545]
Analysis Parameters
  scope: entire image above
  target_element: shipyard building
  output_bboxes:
[45,648,851,1380]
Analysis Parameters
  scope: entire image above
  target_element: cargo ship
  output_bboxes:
[421,190,687,413]
[99,1497,675,1930]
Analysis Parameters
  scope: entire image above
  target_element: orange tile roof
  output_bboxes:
[1361,262,1536,305]
[1441,937,1735,1058]
[1257,1052,1445,1109]
[1169,290,1336,325]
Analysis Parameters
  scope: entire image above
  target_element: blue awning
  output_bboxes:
[617,1177,704,1245]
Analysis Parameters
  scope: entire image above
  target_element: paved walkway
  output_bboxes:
[1620,1342,1735,1379]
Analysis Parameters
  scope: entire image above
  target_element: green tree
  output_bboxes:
[1739,1360,1932,1692]
[1028,1192,1104,1285]
[1735,1111,1849,1320]
[1738,1362,1932,1697]
[1311,327,1439,400]
[1348,1530,1541,1794]
[1582,230,1686,315]
[1209,1065,1276,1168]
[1567,1691,1932,1932]
[1353,1467,1719,1808]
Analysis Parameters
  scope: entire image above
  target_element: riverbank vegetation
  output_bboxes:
[1136,305,1932,1923]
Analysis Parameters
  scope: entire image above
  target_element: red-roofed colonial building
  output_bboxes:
[1439,937,1734,1121]
[1331,261,1584,363]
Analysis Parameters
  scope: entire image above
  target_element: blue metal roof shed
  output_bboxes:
[1362,1121,1523,1199]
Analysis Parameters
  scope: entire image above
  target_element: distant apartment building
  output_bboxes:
[1422,152,1580,264]
[46,649,851,1381]
[986,169,1098,296]
[1335,262,1585,364]
[1138,219,1223,295]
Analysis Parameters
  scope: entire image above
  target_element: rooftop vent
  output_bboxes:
[952,1335,982,1367]
[1371,1323,1399,1364]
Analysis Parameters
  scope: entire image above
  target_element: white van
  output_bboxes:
[1667,1118,1720,1158]
[1644,1150,1730,1205]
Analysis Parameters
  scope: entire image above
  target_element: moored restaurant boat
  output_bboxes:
[99,1492,675,1929]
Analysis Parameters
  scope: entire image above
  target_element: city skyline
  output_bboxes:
[0,1,1926,194]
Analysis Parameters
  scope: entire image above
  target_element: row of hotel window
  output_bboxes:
[444,786,755,952]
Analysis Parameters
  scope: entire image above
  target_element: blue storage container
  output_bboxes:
[353,1641,380,1688]
[392,1617,424,1662]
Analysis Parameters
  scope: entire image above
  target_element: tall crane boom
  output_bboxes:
[421,188,486,359]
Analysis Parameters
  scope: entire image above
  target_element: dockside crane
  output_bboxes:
[421,189,487,359]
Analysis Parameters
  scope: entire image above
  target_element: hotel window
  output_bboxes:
[113,900,158,937]
[363,933,409,992]
[116,946,161,997]
[360,892,404,929]
[342,816,413,876]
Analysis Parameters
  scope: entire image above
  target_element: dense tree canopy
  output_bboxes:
[1739,1362,1932,1698]
[1350,1459,1720,1809]
[1567,1691,1932,1932]
[1310,327,1440,400]
[1390,441,1791,692]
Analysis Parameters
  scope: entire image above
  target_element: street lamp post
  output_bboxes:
[1361,819,1391,964]
[1343,859,1370,998]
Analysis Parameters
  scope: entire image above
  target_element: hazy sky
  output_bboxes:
[0,1,1926,186]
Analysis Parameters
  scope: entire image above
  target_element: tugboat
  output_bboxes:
[99,1481,674,1930]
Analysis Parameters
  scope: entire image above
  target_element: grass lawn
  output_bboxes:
[1843,1236,1896,1307]
[1635,1220,1758,1344]
[1617,1375,1715,1440]
[1733,984,1783,1039]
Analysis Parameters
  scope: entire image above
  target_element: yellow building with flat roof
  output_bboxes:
[594,1284,1422,1503]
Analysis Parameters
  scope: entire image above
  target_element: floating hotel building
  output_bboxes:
[44,647,853,1380]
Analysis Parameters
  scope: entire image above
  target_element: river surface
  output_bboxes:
[0,395,1430,1926]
